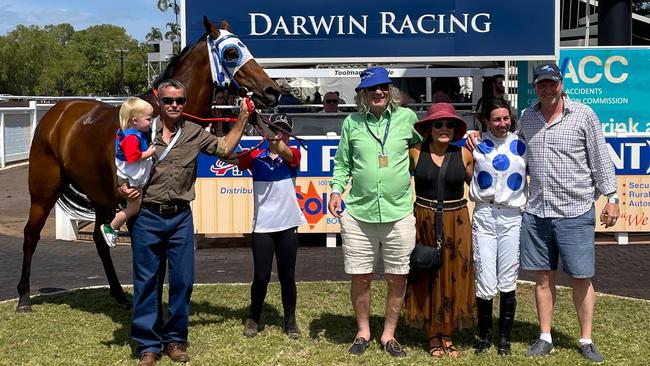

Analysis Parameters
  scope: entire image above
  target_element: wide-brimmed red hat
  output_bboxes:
[414,102,467,141]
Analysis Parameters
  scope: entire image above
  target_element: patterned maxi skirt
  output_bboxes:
[403,203,477,337]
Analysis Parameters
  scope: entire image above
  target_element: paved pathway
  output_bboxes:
[1,236,648,301]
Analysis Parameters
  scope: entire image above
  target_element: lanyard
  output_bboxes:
[364,113,391,155]
[152,116,182,164]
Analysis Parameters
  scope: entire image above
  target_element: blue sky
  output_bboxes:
[1,0,176,41]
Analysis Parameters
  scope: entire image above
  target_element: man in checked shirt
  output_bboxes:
[516,63,619,363]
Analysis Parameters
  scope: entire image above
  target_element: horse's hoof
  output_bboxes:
[16,304,33,313]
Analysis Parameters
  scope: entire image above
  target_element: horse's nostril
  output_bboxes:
[265,87,280,98]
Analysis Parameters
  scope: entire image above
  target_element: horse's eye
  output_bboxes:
[223,47,240,63]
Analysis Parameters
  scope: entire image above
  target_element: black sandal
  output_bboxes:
[428,335,445,358]
[442,336,460,357]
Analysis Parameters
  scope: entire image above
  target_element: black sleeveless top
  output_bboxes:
[414,144,465,201]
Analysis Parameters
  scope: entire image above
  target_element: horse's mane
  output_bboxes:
[151,32,209,89]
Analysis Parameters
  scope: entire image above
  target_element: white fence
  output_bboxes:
[0,97,126,168]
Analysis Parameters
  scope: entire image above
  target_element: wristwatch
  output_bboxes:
[607,193,619,204]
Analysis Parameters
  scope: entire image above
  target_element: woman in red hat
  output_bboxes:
[403,102,476,357]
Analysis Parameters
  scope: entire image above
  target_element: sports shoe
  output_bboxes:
[580,343,604,363]
[284,319,302,339]
[243,318,258,338]
[100,224,117,248]
[381,339,406,357]
[348,336,370,355]
[525,338,554,357]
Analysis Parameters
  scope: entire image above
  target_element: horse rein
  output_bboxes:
[150,88,306,159]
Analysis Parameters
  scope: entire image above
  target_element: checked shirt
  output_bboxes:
[519,95,616,218]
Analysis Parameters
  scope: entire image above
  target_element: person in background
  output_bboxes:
[403,102,475,358]
[470,98,526,356]
[475,75,506,130]
[277,81,303,113]
[321,91,341,113]
[328,66,421,358]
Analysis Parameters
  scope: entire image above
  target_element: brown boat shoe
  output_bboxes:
[163,342,190,363]
[137,352,158,366]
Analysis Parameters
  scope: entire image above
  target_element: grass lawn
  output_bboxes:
[0,281,648,365]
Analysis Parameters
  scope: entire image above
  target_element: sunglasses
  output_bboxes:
[325,99,339,104]
[365,84,390,92]
[432,121,458,129]
[161,97,187,105]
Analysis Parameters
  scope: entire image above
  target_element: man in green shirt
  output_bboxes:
[328,67,421,357]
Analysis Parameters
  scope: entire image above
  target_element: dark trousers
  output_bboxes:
[130,207,195,356]
[250,227,299,324]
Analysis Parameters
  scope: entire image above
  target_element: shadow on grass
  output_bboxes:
[29,288,277,357]
[309,312,575,353]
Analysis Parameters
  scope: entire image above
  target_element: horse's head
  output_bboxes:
[203,17,280,108]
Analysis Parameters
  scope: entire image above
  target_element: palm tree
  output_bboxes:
[146,27,163,42]
[165,22,181,53]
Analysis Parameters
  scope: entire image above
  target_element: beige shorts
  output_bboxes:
[340,211,416,275]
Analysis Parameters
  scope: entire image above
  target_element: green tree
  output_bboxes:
[68,24,147,95]
[146,27,163,42]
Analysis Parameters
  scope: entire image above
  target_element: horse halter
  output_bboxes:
[207,30,254,90]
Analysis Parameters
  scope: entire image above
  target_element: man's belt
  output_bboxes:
[415,197,467,211]
[142,201,189,215]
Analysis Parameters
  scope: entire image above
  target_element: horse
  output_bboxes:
[16,16,280,312]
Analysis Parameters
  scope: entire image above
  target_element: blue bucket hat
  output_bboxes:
[355,66,392,91]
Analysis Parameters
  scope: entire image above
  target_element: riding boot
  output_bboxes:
[474,297,493,354]
[497,290,516,355]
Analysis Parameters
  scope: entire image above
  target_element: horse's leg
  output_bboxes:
[93,206,131,309]
[17,160,62,312]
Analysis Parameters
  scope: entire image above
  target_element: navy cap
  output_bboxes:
[533,63,562,84]
[269,113,293,132]
[355,66,392,91]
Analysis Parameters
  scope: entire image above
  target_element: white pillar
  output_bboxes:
[326,233,337,248]
[55,203,79,241]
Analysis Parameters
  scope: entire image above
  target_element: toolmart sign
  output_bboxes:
[183,0,558,63]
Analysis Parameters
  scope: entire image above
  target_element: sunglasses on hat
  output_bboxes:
[432,121,457,129]
[161,97,187,105]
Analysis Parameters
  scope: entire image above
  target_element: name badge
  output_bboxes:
[378,154,389,168]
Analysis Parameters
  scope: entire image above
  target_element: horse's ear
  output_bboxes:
[219,20,231,32]
[203,16,219,37]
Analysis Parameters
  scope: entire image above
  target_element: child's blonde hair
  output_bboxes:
[119,97,154,131]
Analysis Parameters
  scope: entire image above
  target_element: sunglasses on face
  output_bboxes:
[432,121,457,129]
[161,97,187,105]
[325,99,339,104]
[365,84,390,92]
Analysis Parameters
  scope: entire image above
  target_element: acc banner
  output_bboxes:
[517,47,650,133]
[184,0,558,62]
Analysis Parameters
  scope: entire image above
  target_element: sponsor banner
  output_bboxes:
[184,0,558,62]
[192,177,344,234]
[517,47,650,133]
[197,137,338,178]
[595,176,650,232]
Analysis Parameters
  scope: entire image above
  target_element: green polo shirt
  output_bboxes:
[331,106,421,223]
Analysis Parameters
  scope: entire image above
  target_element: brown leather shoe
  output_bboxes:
[164,342,190,363]
[137,352,158,366]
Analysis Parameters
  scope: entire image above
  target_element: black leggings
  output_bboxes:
[250,227,298,324]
